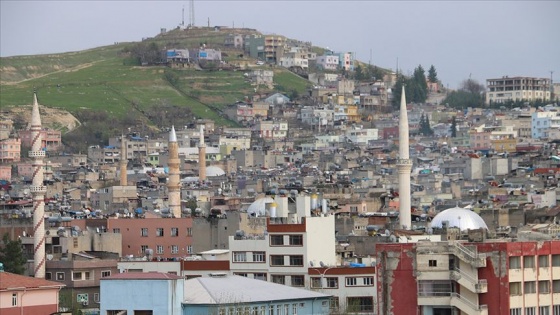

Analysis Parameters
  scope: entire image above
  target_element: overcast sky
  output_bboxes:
[1,0,559,88]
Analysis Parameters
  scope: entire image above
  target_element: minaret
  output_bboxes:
[167,126,181,218]
[29,93,47,278]
[396,86,412,230]
[198,124,207,182]
[119,135,127,186]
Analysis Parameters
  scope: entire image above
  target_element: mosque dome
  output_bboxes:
[247,197,275,217]
[206,166,225,177]
[431,206,488,231]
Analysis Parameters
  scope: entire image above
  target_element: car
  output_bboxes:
[256,60,265,65]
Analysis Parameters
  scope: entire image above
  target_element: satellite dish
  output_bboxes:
[309,261,314,267]
[320,261,325,267]
[47,254,53,261]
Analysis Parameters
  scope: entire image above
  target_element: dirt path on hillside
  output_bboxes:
[1,60,103,85]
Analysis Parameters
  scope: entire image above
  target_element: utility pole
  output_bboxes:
[550,71,554,103]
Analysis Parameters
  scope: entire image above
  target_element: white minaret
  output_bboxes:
[396,86,412,230]
[30,93,47,278]
[167,126,181,218]
[198,124,207,182]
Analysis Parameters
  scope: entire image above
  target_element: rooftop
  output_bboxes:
[0,272,65,290]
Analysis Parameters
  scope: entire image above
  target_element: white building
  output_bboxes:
[486,76,551,104]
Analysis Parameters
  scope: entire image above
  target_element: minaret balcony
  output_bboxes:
[30,185,47,194]
[397,158,413,166]
[29,150,46,158]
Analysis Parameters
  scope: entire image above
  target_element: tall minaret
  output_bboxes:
[396,86,412,230]
[167,126,181,218]
[119,135,127,186]
[30,93,47,278]
[198,124,207,182]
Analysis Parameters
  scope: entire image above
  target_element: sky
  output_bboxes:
[1,0,559,89]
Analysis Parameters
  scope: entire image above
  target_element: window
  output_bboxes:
[311,277,322,288]
[171,227,179,237]
[346,277,358,286]
[252,251,265,262]
[292,303,298,315]
[12,293,17,306]
[429,259,437,267]
[171,245,178,254]
[269,305,274,315]
[510,256,521,269]
[270,235,284,245]
[524,281,536,294]
[289,235,303,246]
[187,228,192,236]
[101,270,111,278]
[72,271,92,281]
[112,228,120,233]
[554,305,560,315]
[94,293,100,303]
[510,282,522,295]
[289,255,303,266]
[56,272,65,281]
[539,280,550,293]
[552,254,560,266]
[553,280,560,293]
[186,245,193,254]
[234,273,248,277]
[524,256,535,268]
[141,245,148,254]
[141,228,148,237]
[525,307,536,315]
[325,277,338,288]
[346,296,374,312]
[156,228,164,237]
[540,306,550,315]
[254,273,267,281]
[329,297,339,312]
[270,255,284,266]
[156,245,164,254]
[510,308,522,315]
[45,272,52,280]
[363,277,374,286]
[538,255,549,267]
[233,252,247,262]
[291,275,304,287]
[271,275,285,285]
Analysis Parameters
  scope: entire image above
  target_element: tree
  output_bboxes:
[428,65,438,83]
[441,78,486,109]
[450,116,457,138]
[0,233,26,274]
[413,65,428,97]
[392,74,407,108]
[354,65,365,81]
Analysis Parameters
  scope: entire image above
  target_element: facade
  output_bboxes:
[19,128,62,151]
[0,138,21,163]
[100,272,184,315]
[316,55,340,71]
[532,111,560,139]
[255,120,288,140]
[0,271,65,315]
[106,217,193,258]
[376,240,560,315]
[486,76,551,104]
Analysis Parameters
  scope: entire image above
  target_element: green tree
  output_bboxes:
[428,65,438,83]
[0,233,26,274]
[412,65,428,102]
[354,65,365,81]
[450,116,457,137]
[442,78,486,109]
[392,74,407,108]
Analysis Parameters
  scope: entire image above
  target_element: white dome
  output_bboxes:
[206,166,225,177]
[247,197,275,217]
[431,206,488,231]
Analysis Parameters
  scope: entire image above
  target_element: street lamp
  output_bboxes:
[310,265,337,289]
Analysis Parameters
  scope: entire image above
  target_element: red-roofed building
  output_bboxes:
[0,271,65,315]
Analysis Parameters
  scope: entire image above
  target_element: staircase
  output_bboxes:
[452,242,486,268]
[450,293,488,315]
[450,267,488,293]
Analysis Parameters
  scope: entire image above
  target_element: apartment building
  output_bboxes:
[486,76,551,104]
[19,128,62,151]
[0,138,21,163]
[255,120,288,140]
[532,111,560,139]
[376,240,560,315]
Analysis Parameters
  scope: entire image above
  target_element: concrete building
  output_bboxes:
[19,128,62,152]
[376,239,560,315]
[486,76,551,104]
[532,111,560,139]
[0,271,65,315]
[0,138,21,163]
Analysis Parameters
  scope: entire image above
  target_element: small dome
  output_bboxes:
[247,197,275,217]
[431,206,488,231]
[206,166,225,177]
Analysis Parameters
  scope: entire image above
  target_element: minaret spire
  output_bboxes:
[198,124,207,182]
[167,125,181,218]
[30,92,47,277]
[396,86,412,230]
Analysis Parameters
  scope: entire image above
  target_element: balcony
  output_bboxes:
[450,267,488,293]
[418,292,488,315]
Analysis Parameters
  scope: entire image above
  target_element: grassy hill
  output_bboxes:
[0,27,312,129]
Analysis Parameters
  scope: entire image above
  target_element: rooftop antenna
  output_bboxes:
[189,0,195,27]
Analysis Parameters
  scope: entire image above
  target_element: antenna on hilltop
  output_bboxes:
[189,0,195,27]
[181,6,185,27]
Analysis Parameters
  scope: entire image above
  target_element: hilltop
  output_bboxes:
[0,27,312,136]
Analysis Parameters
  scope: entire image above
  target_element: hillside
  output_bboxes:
[0,27,312,132]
